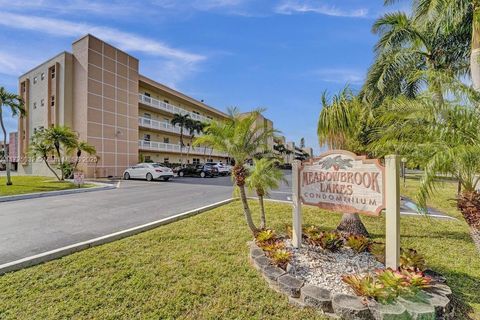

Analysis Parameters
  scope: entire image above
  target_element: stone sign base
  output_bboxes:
[248,242,455,320]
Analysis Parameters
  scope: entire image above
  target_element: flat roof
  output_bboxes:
[19,51,71,78]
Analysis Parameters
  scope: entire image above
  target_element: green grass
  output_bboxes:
[0,178,478,319]
[0,176,93,196]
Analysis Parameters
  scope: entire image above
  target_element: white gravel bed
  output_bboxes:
[286,240,384,295]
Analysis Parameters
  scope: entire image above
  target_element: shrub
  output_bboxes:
[346,234,370,253]
[261,241,286,253]
[303,225,322,238]
[376,268,411,295]
[270,249,292,269]
[398,269,432,291]
[400,249,426,271]
[310,231,344,251]
[342,274,394,302]
[368,242,385,264]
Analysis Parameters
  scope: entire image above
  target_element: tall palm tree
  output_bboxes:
[171,113,190,166]
[246,158,286,229]
[318,87,372,236]
[185,120,204,161]
[194,108,277,234]
[384,0,478,91]
[0,87,25,186]
[362,11,470,106]
[43,126,77,180]
[68,140,96,175]
[29,130,61,181]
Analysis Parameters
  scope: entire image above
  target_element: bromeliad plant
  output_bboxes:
[346,234,370,253]
[308,231,344,252]
[400,249,426,271]
[270,249,292,270]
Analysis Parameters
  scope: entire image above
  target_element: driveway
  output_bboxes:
[0,176,234,265]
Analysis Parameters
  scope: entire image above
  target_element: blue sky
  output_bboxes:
[0,0,405,153]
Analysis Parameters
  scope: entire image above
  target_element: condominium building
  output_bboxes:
[17,34,230,178]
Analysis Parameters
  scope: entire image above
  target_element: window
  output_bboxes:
[40,99,44,107]
[51,68,56,79]
[50,96,55,107]
[143,113,151,119]
[207,116,213,120]
[207,159,213,162]
[33,77,38,84]
[193,111,200,115]
[163,137,169,144]
[163,99,169,104]
[144,156,151,162]
[41,73,45,80]
[144,134,151,141]
[164,158,169,163]
[144,92,150,97]
[33,102,37,109]
[193,158,200,165]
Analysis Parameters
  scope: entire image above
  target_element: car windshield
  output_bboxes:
[151,163,161,168]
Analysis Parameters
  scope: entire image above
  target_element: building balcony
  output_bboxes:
[138,94,212,123]
[138,117,183,135]
[138,140,228,157]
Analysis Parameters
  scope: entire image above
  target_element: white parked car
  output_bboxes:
[123,163,174,181]
[206,162,231,176]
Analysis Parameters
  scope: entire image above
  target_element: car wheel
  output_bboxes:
[163,177,170,181]
[200,171,206,178]
[124,172,130,180]
[179,171,184,177]
[146,173,153,181]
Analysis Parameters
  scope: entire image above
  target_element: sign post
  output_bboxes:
[73,171,85,188]
[292,160,302,248]
[385,155,400,269]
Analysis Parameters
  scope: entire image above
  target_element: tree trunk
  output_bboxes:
[259,194,266,229]
[0,113,12,185]
[238,184,259,234]
[336,213,369,237]
[471,15,480,91]
[43,157,61,181]
[457,191,480,230]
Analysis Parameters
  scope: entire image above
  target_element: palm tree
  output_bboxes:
[185,120,204,161]
[42,126,77,180]
[29,130,61,180]
[246,158,287,229]
[317,87,372,236]
[384,1,478,91]
[194,108,277,234]
[0,87,25,186]
[68,140,96,175]
[171,113,190,166]
[362,11,471,106]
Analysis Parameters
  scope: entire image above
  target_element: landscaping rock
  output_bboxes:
[263,265,286,282]
[423,269,447,284]
[368,300,409,320]
[425,283,452,299]
[254,256,271,271]
[397,296,436,320]
[422,292,453,319]
[278,274,304,298]
[250,247,265,259]
[301,285,333,313]
[332,293,373,320]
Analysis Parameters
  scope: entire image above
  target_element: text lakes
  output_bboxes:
[302,171,381,193]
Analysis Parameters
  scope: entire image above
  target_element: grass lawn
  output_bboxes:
[0,178,478,319]
[0,176,93,196]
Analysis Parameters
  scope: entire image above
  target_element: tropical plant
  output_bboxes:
[317,87,372,237]
[194,108,277,234]
[0,87,25,186]
[342,274,393,302]
[246,158,286,229]
[42,126,77,180]
[346,234,370,253]
[29,130,60,180]
[171,113,190,166]
[68,140,96,176]
[369,242,386,264]
[255,229,276,245]
[185,120,204,161]
[309,231,344,252]
[400,249,426,271]
[269,249,292,270]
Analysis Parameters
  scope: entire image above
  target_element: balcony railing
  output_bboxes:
[138,140,228,157]
[138,94,212,123]
[138,117,182,135]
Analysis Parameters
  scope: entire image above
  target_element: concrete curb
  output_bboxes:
[0,198,235,275]
[0,181,116,203]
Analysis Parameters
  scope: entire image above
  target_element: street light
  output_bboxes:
[401,157,407,187]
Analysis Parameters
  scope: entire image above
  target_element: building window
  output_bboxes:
[40,99,44,107]
[207,158,213,162]
[164,157,169,163]
[163,99,169,104]
[193,111,200,115]
[193,158,200,165]
[144,134,151,141]
[144,155,151,162]
[144,92,150,97]
[143,113,151,119]
[50,96,55,107]
[33,77,37,84]
[33,102,37,109]
[41,73,45,80]
[163,137,169,143]
[51,67,56,79]
[207,116,213,120]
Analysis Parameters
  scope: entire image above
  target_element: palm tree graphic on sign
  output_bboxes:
[318,155,353,171]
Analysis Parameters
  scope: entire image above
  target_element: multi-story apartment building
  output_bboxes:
[17,34,230,178]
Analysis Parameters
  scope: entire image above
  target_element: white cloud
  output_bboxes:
[275,0,368,18]
[0,12,205,64]
[313,68,365,85]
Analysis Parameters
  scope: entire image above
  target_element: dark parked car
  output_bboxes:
[177,164,219,178]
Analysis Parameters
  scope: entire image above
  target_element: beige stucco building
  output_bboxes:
[17,34,231,178]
